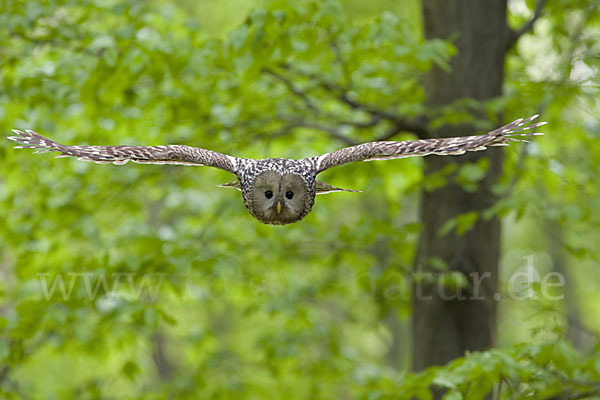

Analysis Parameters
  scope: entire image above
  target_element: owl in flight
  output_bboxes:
[8,115,545,225]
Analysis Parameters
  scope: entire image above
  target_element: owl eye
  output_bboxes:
[265,190,273,199]
[285,191,294,199]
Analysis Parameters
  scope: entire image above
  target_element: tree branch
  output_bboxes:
[278,63,431,138]
[271,116,428,147]
[296,121,357,145]
[262,65,431,145]
[507,0,547,49]
[152,331,175,380]
[565,390,600,400]
[339,114,384,129]
[269,116,358,145]
[376,115,430,140]
[329,36,352,87]
[262,67,319,114]
[373,123,413,142]
[0,365,10,385]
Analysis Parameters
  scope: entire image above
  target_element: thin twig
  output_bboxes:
[329,36,352,87]
[566,390,600,400]
[507,0,547,49]
[495,379,503,400]
[0,365,10,385]
[266,115,358,145]
[277,118,357,145]
[261,67,319,114]
[339,114,384,129]
[373,117,430,141]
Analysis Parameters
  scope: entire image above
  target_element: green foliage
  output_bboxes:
[1,0,599,398]
[360,342,600,399]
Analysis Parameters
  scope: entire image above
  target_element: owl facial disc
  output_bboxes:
[245,170,312,225]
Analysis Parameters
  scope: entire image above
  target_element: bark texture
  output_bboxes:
[412,0,511,377]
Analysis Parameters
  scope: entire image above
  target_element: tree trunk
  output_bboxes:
[411,0,511,380]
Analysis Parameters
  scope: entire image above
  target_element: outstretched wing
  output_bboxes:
[310,115,546,174]
[8,129,241,174]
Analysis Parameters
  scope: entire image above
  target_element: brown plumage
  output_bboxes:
[8,115,545,225]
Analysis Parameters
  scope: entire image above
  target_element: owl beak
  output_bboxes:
[276,201,282,214]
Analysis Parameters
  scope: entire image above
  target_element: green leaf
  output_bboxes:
[122,360,140,380]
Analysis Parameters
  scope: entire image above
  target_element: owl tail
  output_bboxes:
[316,181,361,195]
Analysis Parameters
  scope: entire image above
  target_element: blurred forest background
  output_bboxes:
[1,0,600,398]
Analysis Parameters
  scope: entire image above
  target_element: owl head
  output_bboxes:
[245,170,314,225]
